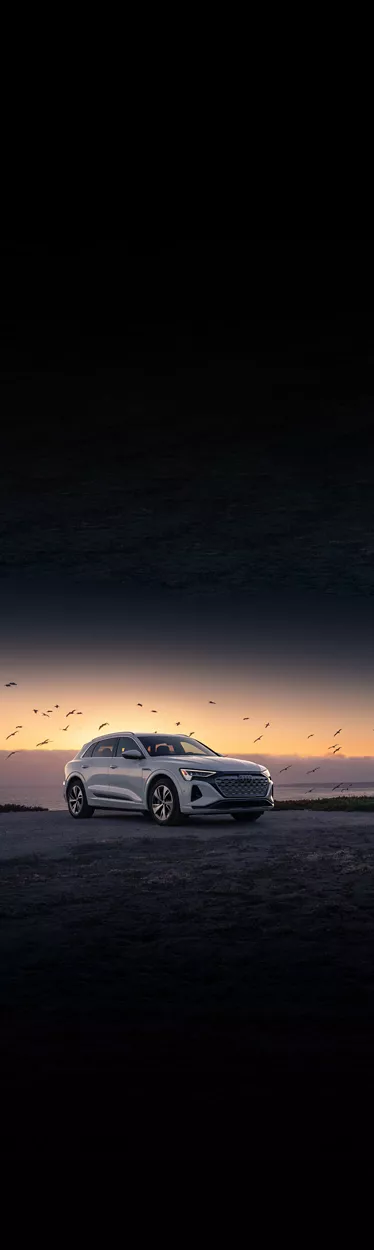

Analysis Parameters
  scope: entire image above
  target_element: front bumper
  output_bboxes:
[190,796,274,812]
[178,774,274,815]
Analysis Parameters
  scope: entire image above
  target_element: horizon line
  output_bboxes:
[1,748,374,762]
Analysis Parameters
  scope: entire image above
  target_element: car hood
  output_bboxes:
[160,755,269,773]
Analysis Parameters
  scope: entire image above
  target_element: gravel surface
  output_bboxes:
[1,805,373,855]
[1,808,374,1155]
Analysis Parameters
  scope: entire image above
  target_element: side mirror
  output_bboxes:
[122,749,143,760]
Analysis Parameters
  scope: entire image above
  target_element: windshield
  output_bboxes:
[137,734,219,758]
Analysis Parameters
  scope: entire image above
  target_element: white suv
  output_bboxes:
[63,732,274,826]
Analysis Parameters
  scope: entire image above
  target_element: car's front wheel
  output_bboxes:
[232,811,263,822]
[67,779,95,819]
[148,777,182,826]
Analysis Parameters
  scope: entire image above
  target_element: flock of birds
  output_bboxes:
[0,683,363,794]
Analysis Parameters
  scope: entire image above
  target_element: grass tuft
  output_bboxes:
[274,796,374,811]
[0,804,48,813]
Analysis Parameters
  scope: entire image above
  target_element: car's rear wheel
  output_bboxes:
[67,779,95,819]
[232,811,263,822]
[148,777,182,826]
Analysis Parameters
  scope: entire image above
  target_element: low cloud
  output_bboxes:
[234,753,374,784]
[0,749,76,785]
[1,749,373,789]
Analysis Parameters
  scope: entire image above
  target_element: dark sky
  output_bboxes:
[1,239,374,763]
[1,239,374,604]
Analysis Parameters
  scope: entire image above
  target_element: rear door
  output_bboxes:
[81,738,119,802]
[106,735,147,806]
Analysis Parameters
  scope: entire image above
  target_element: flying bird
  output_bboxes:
[208,701,216,704]
[332,784,343,790]
[60,726,69,731]
[333,729,342,736]
[46,709,53,713]
[254,735,263,742]
[66,710,76,717]
[307,788,314,793]
[15,725,22,729]
[6,731,18,739]
[151,709,158,713]
[333,746,341,753]
[137,703,143,707]
[264,722,270,728]
[175,722,181,726]
[54,705,59,708]
[98,722,109,730]
[4,682,17,687]
[36,739,52,746]
[33,709,38,714]
[327,745,336,750]
[6,751,17,759]
[42,713,50,718]
[307,767,320,774]
[279,766,292,773]
[189,731,195,737]
[243,717,250,721]
[76,711,83,715]
[307,734,314,739]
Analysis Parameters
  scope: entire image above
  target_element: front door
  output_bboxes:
[82,737,119,802]
[107,735,146,806]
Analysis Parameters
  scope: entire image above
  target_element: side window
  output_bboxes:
[92,739,117,758]
[116,736,143,757]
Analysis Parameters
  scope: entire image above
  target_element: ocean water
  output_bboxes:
[0,784,67,810]
[1,781,374,811]
[275,782,374,801]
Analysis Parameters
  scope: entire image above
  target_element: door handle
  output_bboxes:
[110,764,118,769]
[82,764,88,769]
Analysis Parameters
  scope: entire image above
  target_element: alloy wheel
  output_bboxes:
[69,783,84,815]
[152,783,174,823]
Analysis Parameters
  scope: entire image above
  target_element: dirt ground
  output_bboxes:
[1,808,374,1156]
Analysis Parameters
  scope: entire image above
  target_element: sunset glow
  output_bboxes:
[1,656,373,760]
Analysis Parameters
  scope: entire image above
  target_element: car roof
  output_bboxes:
[79,730,205,753]
[80,730,174,748]
[91,730,172,737]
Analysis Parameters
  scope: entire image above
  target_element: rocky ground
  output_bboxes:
[1,809,374,1156]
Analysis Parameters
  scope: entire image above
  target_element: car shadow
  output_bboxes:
[90,811,233,825]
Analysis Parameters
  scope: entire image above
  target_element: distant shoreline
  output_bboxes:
[275,797,374,810]
[1,798,374,814]
[0,804,47,813]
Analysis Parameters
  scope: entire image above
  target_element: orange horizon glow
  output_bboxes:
[1,668,373,760]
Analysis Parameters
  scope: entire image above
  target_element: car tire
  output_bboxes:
[148,776,182,827]
[67,779,95,819]
[232,812,263,822]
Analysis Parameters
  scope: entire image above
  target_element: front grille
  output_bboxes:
[215,773,269,799]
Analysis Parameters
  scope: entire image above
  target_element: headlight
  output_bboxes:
[179,768,217,781]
